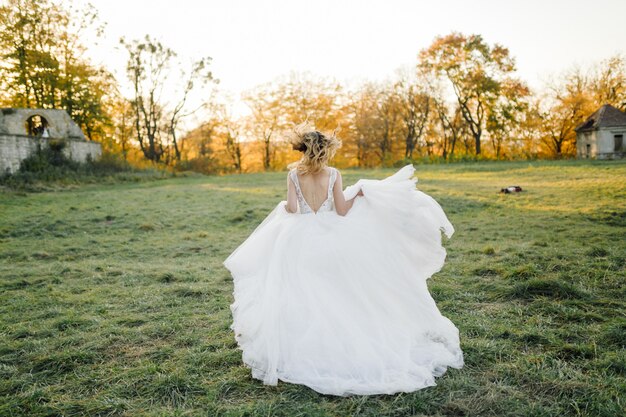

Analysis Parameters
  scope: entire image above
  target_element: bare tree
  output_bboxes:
[376,85,402,164]
[121,35,215,164]
[168,58,216,162]
[434,99,465,160]
[216,105,244,173]
[395,73,431,159]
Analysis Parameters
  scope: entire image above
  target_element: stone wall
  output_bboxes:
[0,108,86,139]
[596,128,626,159]
[0,134,102,174]
[65,138,102,164]
[577,128,626,159]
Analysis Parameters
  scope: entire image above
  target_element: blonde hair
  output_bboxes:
[287,121,342,175]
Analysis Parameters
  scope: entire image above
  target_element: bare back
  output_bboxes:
[285,166,359,216]
[296,168,332,213]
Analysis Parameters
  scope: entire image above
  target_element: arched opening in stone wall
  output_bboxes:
[25,115,50,137]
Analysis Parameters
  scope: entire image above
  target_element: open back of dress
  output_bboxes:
[289,167,337,214]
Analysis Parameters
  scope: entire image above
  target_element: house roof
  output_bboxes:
[575,104,626,132]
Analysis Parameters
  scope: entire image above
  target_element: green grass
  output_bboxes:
[1,159,625,416]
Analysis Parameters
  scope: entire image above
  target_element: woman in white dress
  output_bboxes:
[223,123,464,396]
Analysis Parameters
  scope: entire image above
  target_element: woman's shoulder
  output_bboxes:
[287,166,337,176]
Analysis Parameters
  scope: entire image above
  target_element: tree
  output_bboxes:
[537,67,592,157]
[515,100,544,158]
[224,122,243,174]
[590,55,626,110]
[485,79,529,158]
[109,98,135,160]
[121,35,215,164]
[240,73,346,170]
[168,57,216,162]
[432,98,466,160]
[0,0,112,140]
[394,70,431,159]
[538,102,582,158]
[178,115,222,174]
[348,83,399,167]
[121,36,171,163]
[0,0,62,108]
[378,86,403,164]
[350,82,403,165]
[534,56,626,159]
[269,72,344,130]
[243,84,282,171]
[419,32,525,155]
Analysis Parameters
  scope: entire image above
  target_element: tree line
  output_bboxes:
[1,0,625,174]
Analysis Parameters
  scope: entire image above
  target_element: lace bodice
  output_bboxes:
[289,167,337,214]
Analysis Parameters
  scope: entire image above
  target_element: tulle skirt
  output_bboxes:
[223,164,464,396]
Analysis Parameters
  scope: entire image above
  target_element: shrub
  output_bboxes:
[0,147,171,191]
[175,157,221,175]
[18,141,80,174]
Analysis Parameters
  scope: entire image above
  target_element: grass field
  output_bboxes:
[1,160,625,417]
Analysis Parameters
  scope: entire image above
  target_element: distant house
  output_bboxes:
[0,108,101,174]
[575,104,626,159]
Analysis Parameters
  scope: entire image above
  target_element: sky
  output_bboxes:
[84,0,626,115]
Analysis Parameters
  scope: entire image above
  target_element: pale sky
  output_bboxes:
[84,0,626,114]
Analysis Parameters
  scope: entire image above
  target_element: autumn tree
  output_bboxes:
[486,79,530,158]
[347,83,393,166]
[269,72,344,130]
[224,126,243,173]
[178,117,222,173]
[394,69,431,159]
[589,55,626,110]
[243,83,282,171]
[106,97,135,160]
[533,55,626,158]
[419,32,526,155]
[538,103,582,157]
[206,103,244,173]
[537,68,591,157]
[240,73,347,170]
[514,100,544,158]
[347,82,404,165]
[348,84,381,167]
[431,97,467,160]
[0,0,112,140]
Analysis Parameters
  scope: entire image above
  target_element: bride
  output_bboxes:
[223,123,464,396]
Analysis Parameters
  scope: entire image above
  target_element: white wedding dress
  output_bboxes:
[223,164,464,396]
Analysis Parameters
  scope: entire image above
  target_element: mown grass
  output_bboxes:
[0,159,625,416]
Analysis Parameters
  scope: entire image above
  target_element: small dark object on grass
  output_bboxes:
[500,185,523,194]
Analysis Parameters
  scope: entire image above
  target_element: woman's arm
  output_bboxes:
[285,173,298,213]
[333,170,362,216]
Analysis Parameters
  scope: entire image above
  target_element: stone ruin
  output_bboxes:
[0,108,102,174]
